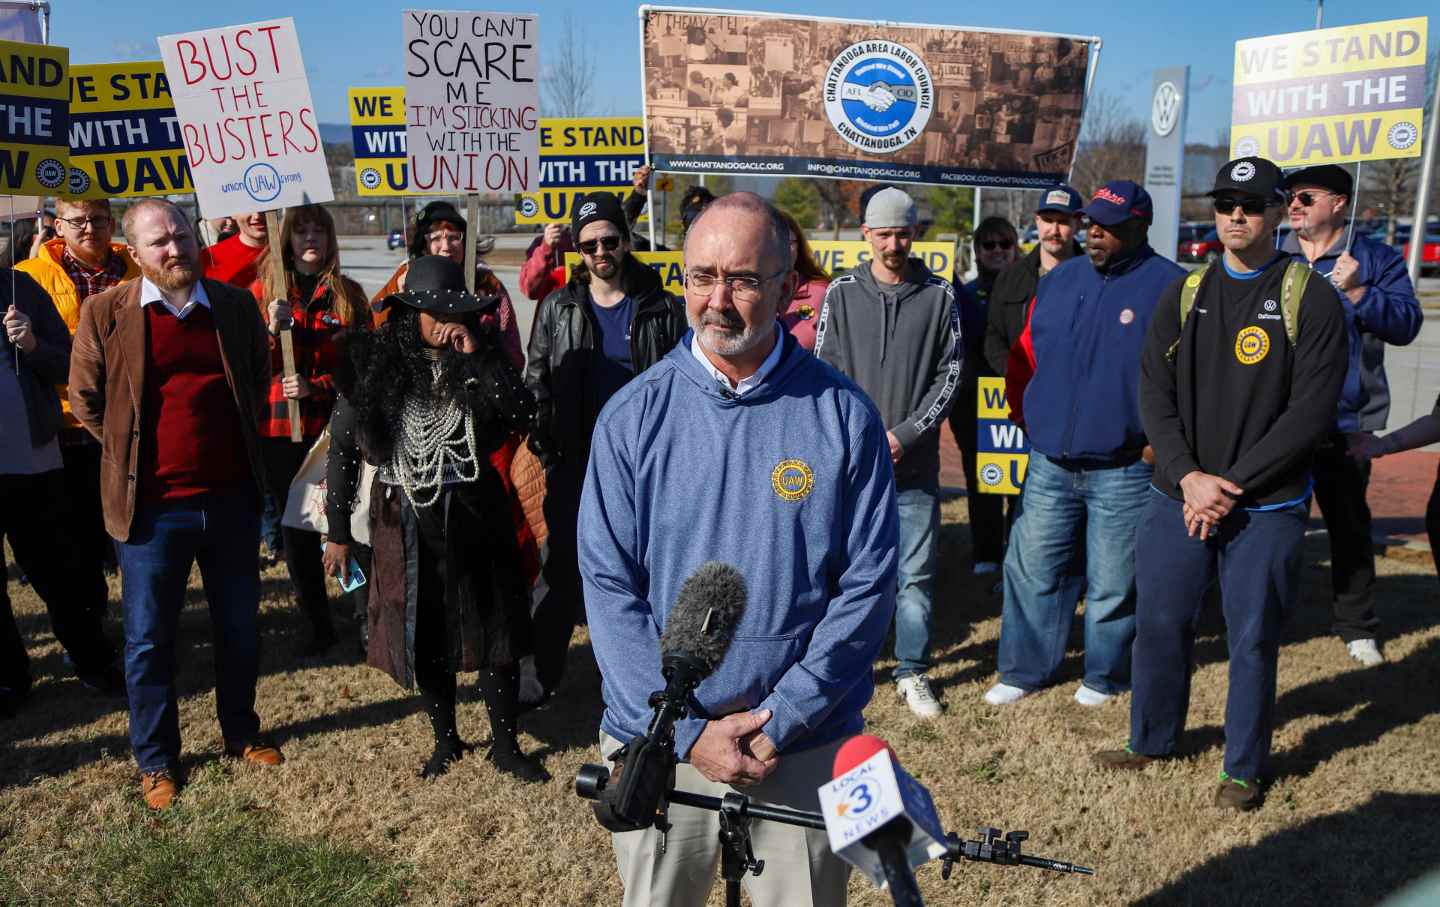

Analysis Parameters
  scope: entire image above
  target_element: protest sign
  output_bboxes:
[0,39,69,196]
[1230,17,1427,165]
[516,117,645,224]
[566,250,685,293]
[0,2,43,43]
[642,8,1096,188]
[349,86,415,196]
[67,62,191,199]
[403,9,539,194]
[975,377,1028,495]
[158,18,332,218]
[810,240,954,280]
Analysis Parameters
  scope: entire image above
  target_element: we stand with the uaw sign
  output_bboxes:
[158,18,333,217]
[976,377,1029,495]
[403,9,539,193]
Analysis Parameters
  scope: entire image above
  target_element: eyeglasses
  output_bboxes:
[1287,190,1335,207]
[1212,196,1272,216]
[684,267,788,301]
[577,235,623,255]
[58,215,111,230]
[979,239,1014,251]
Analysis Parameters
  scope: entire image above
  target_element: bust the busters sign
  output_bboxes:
[158,18,333,217]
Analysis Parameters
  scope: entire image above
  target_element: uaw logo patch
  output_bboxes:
[577,201,598,219]
[1235,325,1270,365]
[771,459,815,502]
[823,41,933,154]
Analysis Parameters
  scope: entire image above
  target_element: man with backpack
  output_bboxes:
[1094,158,1348,811]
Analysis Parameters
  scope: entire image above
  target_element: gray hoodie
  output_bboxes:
[815,258,962,487]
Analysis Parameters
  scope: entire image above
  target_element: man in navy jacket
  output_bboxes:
[1281,165,1423,667]
[984,181,1185,708]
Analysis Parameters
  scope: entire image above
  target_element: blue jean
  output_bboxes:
[260,493,283,553]
[1131,493,1307,782]
[117,492,263,773]
[998,453,1151,694]
[893,485,938,678]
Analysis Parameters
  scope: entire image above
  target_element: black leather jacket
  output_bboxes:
[523,256,687,467]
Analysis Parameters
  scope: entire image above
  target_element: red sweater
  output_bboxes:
[200,234,266,289]
[138,304,252,503]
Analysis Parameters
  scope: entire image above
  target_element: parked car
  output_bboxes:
[1178,227,1224,263]
[1400,223,1440,275]
[386,229,405,250]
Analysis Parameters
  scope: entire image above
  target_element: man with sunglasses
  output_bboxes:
[815,186,961,719]
[986,180,1182,709]
[524,192,687,705]
[1095,157,1347,810]
[1280,164,1422,668]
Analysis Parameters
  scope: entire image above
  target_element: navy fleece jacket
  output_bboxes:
[580,330,898,758]
[1023,244,1185,462]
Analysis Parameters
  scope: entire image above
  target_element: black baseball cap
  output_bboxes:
[1282,164,1353,197]
[1207,157,1285,201]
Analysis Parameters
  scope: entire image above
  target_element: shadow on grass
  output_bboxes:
[1129,792,1440,907]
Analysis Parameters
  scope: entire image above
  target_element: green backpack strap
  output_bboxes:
[1167,264,1210,363]
[1279,259,1311,347]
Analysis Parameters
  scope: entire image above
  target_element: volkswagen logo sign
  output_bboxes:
[1151,81,1181,138]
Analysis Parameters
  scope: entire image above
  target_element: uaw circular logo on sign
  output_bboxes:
[34,158,66,190]
[1387,122,1419,151]
[518,196,539,218]
[66,167,91,196]
[1234,136,1261,158]
[823,41,933,154]
[1151,81,1181,138]
[772,459,815,502]
[979,462,1005,487]
[359,167,382,191]
[1235,326,1270,365]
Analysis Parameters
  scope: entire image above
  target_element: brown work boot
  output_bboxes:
[1214,772,1262,811]
[1093,746,1156,771]
[225,740,285,766]
[141,770,179,810]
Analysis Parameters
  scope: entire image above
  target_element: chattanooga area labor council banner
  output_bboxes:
[68,62,191,199]
[641,8,1093,188]
[403,9,539,194]
[159,18,333,217]
[1230,17,1427,166]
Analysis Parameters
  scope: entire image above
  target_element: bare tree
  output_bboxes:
[1361,51,1437,242]
[542,15,595,118]
[1069,90,1146,196]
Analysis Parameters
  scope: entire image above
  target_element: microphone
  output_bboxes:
[593,562,747,831]
[818,735,948,906]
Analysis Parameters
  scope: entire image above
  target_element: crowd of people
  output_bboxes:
[0,151,1430,901]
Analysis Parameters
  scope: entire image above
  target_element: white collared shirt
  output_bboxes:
[139,276,211,320]
[690,323,784,397]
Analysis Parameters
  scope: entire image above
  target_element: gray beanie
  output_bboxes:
[864,187,916,229]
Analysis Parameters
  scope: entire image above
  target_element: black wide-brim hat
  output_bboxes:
[375,255,492,315]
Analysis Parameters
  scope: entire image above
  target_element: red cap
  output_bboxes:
[833,734,897,778]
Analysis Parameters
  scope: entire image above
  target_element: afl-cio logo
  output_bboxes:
[771,459,815,502]
[823,40,933,154]
[1151,81,1180,137]
[242,162,282,203]
[979,463,1005,487]
[518,196,539,218]
[1235,326,1270,365]
[66,167,91,196]
[34,158,65,189]
[359,167,382,190]
[1387,122,1418,151]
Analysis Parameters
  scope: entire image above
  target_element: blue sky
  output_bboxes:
[55,0,1430,145]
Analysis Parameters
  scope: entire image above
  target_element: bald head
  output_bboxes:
[685,192,791,274]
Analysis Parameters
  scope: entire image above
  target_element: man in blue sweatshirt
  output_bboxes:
[985,181,1185,708]
[1281,165,1423,667]
[580,192,898,907]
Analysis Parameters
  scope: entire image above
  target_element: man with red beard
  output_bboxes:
[69,199,282,811]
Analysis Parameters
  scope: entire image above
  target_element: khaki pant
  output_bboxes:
[600,732,850,907]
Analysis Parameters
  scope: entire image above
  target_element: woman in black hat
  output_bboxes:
[323,256,547,782]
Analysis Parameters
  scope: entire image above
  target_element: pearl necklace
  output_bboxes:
[391,358,479,508]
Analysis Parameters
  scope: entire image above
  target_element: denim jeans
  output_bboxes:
[117,492,263,773]
[893,485,938,679]
[998,453,1151,694]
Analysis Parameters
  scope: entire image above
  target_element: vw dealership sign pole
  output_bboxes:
[1144,67,1189,262]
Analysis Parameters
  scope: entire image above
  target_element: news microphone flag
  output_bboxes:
[818,735,948,888]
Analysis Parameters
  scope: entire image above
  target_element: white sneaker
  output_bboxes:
[896,674,943,719]
[1347,638,1384,667]
[1074,684,1114,707]
[983,682,1030,705]
[517,656,546,706]
[973,561,1001,576]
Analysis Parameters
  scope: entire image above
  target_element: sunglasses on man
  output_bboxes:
[978,239,1013,251]
[578,235,622,255]
[1286,190,1336,207]
[1212,195,1277,216]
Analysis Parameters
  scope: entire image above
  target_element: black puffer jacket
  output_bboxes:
[983,241,1083,376]
[524,256,687,467]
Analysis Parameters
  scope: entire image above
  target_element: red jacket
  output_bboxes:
[519,234,575,302]
[1004,295,1038,429]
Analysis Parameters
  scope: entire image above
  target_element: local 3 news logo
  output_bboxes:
[824,41,933,154]
[832,774,885,822]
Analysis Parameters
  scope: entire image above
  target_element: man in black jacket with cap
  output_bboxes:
[524,192,688,703]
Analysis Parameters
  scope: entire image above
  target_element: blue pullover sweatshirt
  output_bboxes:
[1023,244,1185,463]
[1282,230,1423,431]
[580,330,899,759]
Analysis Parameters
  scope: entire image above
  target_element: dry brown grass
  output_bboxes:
[3,499,1439,906]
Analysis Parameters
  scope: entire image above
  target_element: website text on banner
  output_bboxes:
[158,18,332,218]
[350,86,414,197]
[1230,17,1427,166]
[1,39,69,196]
[516,116,645,224]
[641,8,1093,189]
[975,376,1028,495]
[67,62,192,199]
[403,9,539,194]
[565,242,955,295]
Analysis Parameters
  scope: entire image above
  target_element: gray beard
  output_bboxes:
[688,311,769,358]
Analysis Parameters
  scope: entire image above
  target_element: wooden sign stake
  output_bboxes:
[463,194,479,294]
[265,209,302,442]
